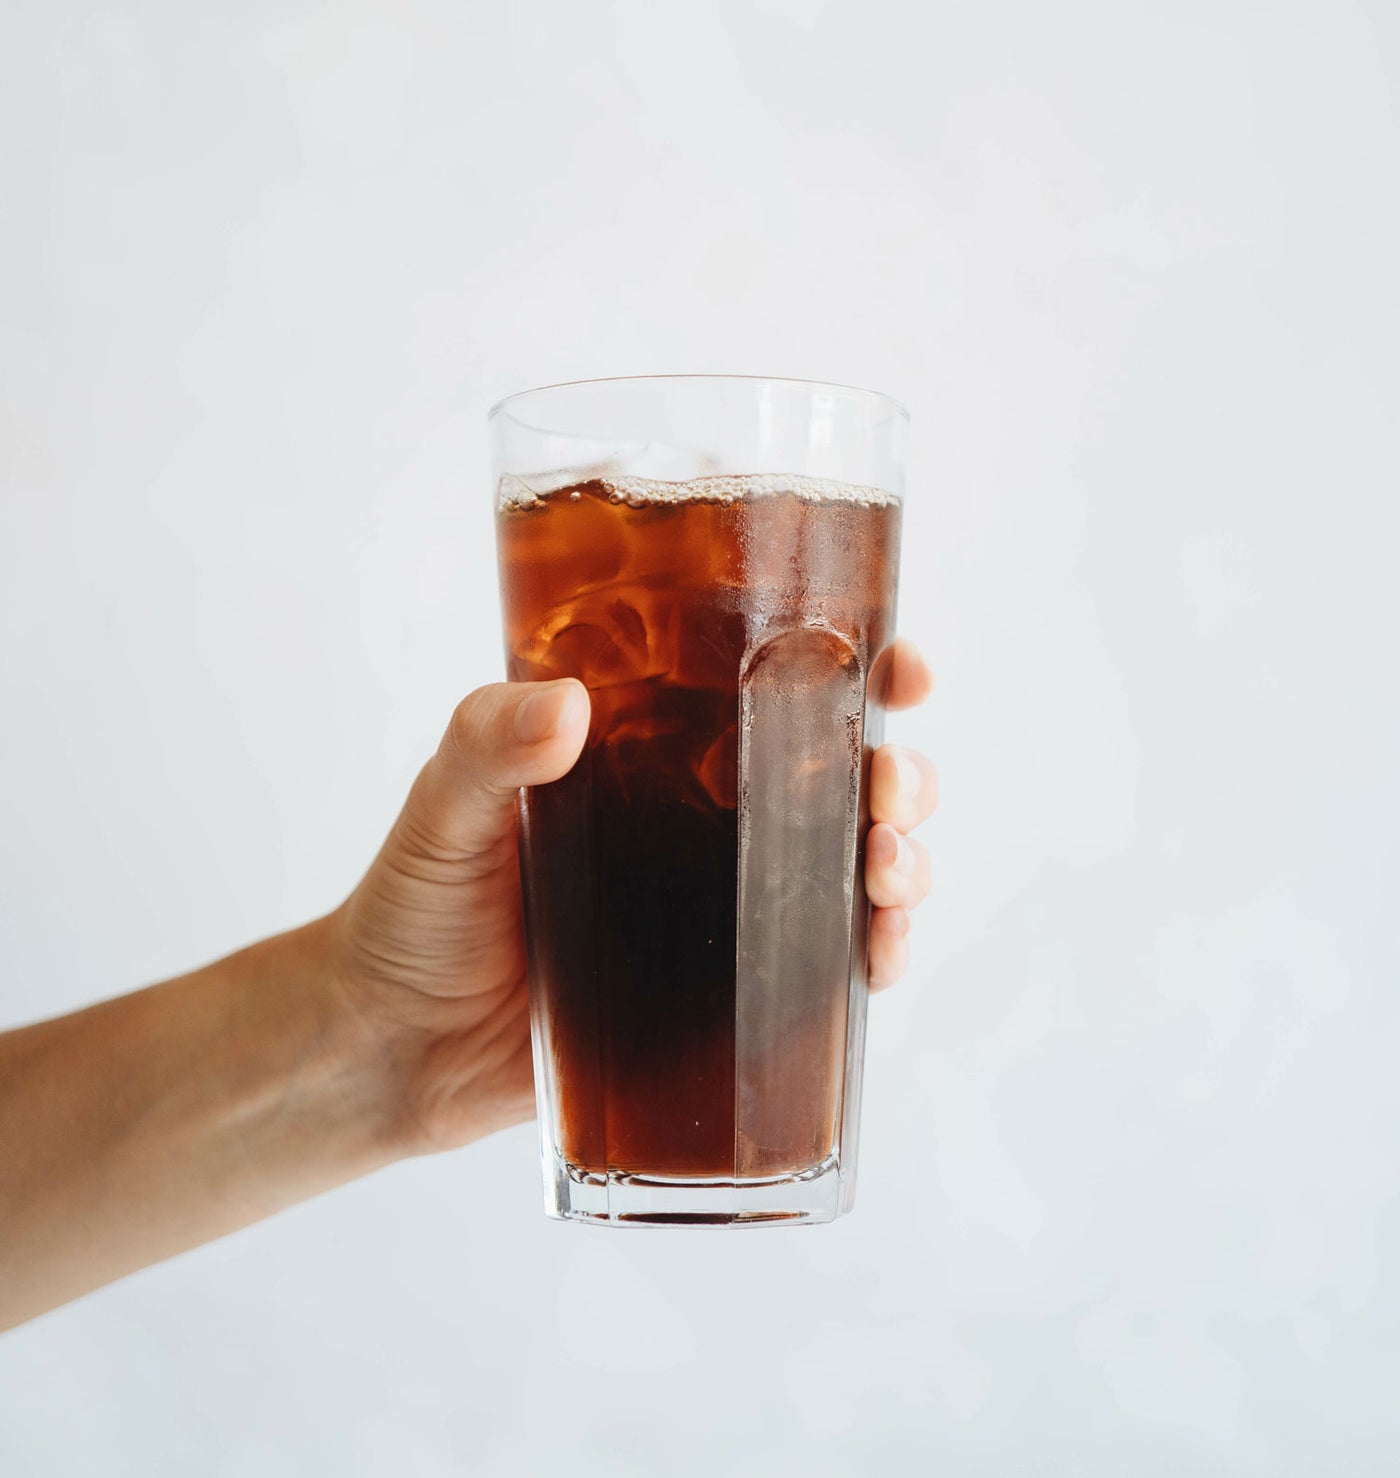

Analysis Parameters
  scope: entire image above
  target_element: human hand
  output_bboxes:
[0,640,936,1327]
[326,638,938,1156]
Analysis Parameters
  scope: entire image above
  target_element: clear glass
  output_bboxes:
[492,375,906,1227]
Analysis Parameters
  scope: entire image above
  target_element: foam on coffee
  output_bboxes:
[499,471,900,512]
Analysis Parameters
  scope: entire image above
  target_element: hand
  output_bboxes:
[327,638,938,1156]
[0,639,936,1328]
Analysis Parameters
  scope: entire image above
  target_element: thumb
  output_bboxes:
[396,679,590,860]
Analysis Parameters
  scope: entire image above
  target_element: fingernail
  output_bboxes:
[887,907,911,938]
[893,750,921,809]
[893,833,914,875]
[515,683,572,744]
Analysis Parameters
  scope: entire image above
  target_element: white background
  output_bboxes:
[2,1,1398,1472]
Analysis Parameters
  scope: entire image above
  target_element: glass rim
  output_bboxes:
[488,373,911,428]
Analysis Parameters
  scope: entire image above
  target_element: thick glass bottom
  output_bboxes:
[544,1153,853,1228]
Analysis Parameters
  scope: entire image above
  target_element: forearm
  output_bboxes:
[0,919,406,1331]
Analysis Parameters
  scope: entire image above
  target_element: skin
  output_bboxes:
[0,640,937,1332]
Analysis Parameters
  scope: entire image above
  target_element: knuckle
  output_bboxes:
[446,685,506,761]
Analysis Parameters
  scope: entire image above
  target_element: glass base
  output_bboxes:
[544,1153,853,1228]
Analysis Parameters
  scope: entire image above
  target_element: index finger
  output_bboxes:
[870,636,934,711]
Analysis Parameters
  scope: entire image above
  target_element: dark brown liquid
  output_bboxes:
[497,474,900,1180]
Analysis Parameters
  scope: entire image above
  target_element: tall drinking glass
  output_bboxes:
[492,376,906,1226]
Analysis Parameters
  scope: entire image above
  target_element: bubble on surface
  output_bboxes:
[498,471,900,511]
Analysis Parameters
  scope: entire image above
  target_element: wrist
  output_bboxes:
[314,901,537,1160]
[277,912,428,1168]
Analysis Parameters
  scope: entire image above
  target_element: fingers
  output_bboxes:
[869,745,939,833]
[398,680,590,859]
[865,755,936,988]
[867,906,910,992]
[865,822,931,910]
[865,639,935,992]
[869,636,934,711]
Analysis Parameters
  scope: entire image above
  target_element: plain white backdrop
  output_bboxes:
[2,0,1398,1472]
